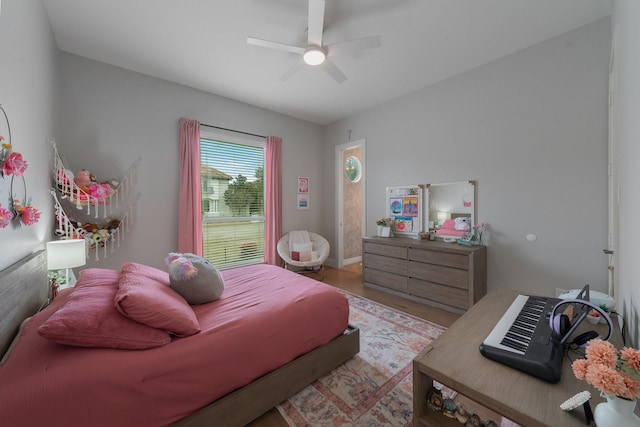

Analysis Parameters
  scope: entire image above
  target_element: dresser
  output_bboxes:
[362,237,486,314]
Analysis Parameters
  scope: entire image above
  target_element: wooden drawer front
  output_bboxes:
[364,242,407,259]
[408,261,468,289]
[408,278,469,309]
[408,248,468,270]
[364,268,407,293]
[364,253,407,276]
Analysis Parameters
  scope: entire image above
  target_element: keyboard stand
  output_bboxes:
[413,288,623,427]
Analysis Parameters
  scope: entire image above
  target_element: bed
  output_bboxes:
[434,213,472,239]
[0,251,359,426]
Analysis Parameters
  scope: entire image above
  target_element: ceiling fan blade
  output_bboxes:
[279,60,305,82]
[247,37,305,55]
[307,0,325,47]
[322,59,347,84]
[326,35,381,57]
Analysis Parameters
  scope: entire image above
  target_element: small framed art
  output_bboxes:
[297,177,309,193]
[296,194,309,210]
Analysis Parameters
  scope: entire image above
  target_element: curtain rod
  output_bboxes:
[200,123,266,139]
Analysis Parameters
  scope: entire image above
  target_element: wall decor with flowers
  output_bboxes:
[0,105,41,229]
[50,140,140,261]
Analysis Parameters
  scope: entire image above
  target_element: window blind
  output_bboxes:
[200,135,265,269]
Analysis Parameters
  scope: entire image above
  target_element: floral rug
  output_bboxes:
[277,291,451,426]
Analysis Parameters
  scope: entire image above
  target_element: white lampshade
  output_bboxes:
[437,211,450,221]
[303,47,326,65]
[46,240,87,270]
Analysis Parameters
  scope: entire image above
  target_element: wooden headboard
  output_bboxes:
[0,250,48,356]
[450,213,471,220]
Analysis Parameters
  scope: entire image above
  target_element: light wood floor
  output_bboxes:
[246,264,461,427]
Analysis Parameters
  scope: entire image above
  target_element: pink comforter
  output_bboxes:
[0,264,349,427]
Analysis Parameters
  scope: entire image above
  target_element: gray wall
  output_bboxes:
[324,18,611,299]
[0,0,58,270]
[57,53,325,272]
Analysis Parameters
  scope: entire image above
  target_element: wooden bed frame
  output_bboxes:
[0,251,360,426]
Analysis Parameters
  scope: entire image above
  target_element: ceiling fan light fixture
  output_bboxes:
[303,47,326,65]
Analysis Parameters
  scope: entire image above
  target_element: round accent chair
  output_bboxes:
[277,231,330,280]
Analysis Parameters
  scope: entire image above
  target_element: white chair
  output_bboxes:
[277,231,330,279]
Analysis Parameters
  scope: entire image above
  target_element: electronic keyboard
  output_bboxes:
[479,294,565,383]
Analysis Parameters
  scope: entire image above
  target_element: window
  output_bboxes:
[200,128,265,269]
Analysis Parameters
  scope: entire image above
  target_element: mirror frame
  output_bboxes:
[426,180,476,231]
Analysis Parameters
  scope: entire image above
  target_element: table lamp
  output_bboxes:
[46,239,86,299]
[437,211,450,226]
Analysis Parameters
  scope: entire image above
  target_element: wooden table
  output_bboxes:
[413,288,622,427]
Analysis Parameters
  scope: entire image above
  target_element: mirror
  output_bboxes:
[426,181,476,234]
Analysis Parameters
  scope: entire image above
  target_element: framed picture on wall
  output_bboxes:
[296,194,309,210]
[297,177,309,193]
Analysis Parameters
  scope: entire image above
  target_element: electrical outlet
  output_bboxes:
[555,288,567,298]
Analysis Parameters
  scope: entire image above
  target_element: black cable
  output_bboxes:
[607,310,626,346]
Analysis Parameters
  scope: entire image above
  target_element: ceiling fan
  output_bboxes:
[247,0,381,84]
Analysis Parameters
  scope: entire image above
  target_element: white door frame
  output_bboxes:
[336,139,366,268]
[607,25,619,297]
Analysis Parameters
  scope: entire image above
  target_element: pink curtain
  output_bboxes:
[265,136,282,265]
[178,118,203,255]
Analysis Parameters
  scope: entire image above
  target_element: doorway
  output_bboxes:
[336,139,365,268]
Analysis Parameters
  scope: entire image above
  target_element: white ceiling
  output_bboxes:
[41,0,612,125]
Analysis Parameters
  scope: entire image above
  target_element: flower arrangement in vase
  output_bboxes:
[472,222,488,245]
[571,339,640,426]
[376,217,393,237]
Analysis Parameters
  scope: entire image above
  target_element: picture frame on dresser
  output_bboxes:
[386,185,424,238]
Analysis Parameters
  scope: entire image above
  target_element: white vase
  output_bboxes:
[594,395,640,427]
[377,225,383,237]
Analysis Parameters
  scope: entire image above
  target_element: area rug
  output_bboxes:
[277,291,452,426]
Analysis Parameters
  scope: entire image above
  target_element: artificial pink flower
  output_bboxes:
[19,205,40,226]
[585,339,618,368]
[1,151,28,176]
[572,359,590,380]
[621,347,640,372]
[0,206,13,228]
[622,375,640,399]
[575,339,640,399]
[585,364,627,397]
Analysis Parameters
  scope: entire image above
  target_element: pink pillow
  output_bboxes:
[114,263,200,336]
[291,251,312,262]
[441,219,456,230]
[38,268,171,349]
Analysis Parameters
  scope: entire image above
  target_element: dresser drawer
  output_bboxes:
[364,241,407,259]
[408,278,469,310]
[364,253,407,276]
[364,268,407,293]
[408,261,469,289]
[409,248,468,270]
[362,237,486,314]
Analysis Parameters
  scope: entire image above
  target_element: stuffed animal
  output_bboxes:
[104,218,121,231]
[165,252,224,305]
[74,169,92,189]
[82,222,99,233]
[454,217,471,231]
[88,183,112,200]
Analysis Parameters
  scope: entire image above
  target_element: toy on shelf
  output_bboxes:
[50,139,141,261]
[52,140,139,218]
